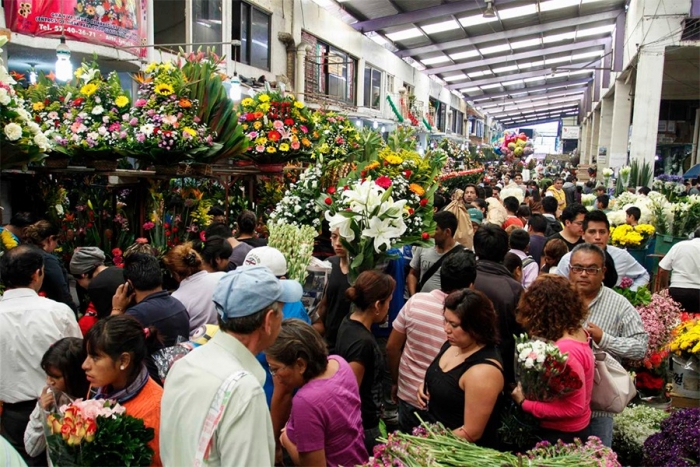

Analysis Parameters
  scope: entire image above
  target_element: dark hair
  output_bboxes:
[196,235,232,270]
[237,210,257,235]
[266,319,328,382]
[124,241,159,258]
[571,243,606,265]
[434,211,458,237]
[464,183,478,195]
[123,253,163,291]
[543,239,569,264]
[638,186,651,196]
[433,193,447,211]
[440,249,477,293]
[595,185,606,192]
[560,203,587,224]
[474,224,509,263]
[502,196,519,214]
[22,220,59,246]
[554,177,564,183]
[205,222,233,240]
[503,252,522,278]
[0,244,44,288]
[41,337,89,399]
[596,194,610,209]
[345,271,396,312]
[472,198,488,214]
[492,185,501,194]
[218,302,282,334]
[528,213,547,234]
[444,289,499,346]
[583,210,610,232]
[542,196,558,214]
[85,315,161,379]
[517,275,587,342]
[208,206,225,217]
[482,186,494,199]
[9,212,37,228]
[163,242,203,280]
[516,205,531,219]
[626,206,641,221]
[509,228,530,251]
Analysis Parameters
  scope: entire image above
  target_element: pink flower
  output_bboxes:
[129,117,139,126]
[135,237,149,244]
[247,131,258,140]
[134,99,147,107]
[273,120,284,130]
[291,141,300,150]
[300,125,308,134]
[619,277,634,289]
[162,115,178,125]
[375,176,392,189]
[143,221,155,230]
[256,145,265,152]
[109,123,121,132]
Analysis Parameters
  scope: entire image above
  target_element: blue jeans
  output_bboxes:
[589,416,613,447]
[398,399,433,434]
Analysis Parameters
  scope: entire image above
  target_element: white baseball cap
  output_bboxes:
[243,247,287,277]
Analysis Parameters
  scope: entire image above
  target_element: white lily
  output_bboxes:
[342,179,384,212]
[325,211,355,242]
[362,216,406,253]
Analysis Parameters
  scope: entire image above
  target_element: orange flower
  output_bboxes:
[254,111,264,119]
[178,98,192,108]
[409,183,426,197]
[366,161,380,170]
[132,72,153,84]
[64,213,75,222]
[301,137,311,147]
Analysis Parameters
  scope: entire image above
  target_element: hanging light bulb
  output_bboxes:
[373,120,378,129]
[28,66,37,85]
[229,73,241,102]
[55,37,73,82]
[483,0,496,18]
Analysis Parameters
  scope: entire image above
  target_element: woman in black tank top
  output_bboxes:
[417,290,505,449]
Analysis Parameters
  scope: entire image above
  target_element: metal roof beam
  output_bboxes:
[351,0,523,33]
[471,78,593,101]
[500,107,580,122]
[397,10,622,58]
[449,65,591,90]
[502,114,577,128]
[480,89,586,109]
[428,38,609,75]
[492,102,582,118]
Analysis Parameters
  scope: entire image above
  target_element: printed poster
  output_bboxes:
[4,0,147,56]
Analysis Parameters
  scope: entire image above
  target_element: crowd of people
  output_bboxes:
[1,163,698,466]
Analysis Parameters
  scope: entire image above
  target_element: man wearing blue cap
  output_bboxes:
[159,265,303,466]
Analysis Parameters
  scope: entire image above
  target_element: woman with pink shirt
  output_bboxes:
[511,274,594,445]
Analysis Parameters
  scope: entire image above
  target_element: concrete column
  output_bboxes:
[295,43,310,103]
[609,80,632,169]
[629,49,665,171]
[692,108,700,166]
[356,57,366,108]
[580,119,590,162]
[588,108,601,165]
[597,96,614,172]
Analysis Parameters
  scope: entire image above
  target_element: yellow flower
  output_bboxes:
[279,143,290,152]
[0,229,19,250]
[145,63,158,73]
[80,83,98,97]
[241,97,254,107]
[294,101,304,109]
[74,68,84,78]
[266,146,277,153]
[183,127,197,137]
[259,103,270,113]
[253,121,262,130]
[258,94,270,103]
[255,137,268,145]
[409,183,426,197]
[160,62,173,71]
[385,155,403,165]
[366,161,380,170]
[32,102,45,111]
[155,83,175,96]
[115,96,129,108]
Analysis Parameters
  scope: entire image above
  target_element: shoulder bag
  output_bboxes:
[590,349,636,414]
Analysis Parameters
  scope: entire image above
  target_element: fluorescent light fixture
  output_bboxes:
[421,55,450,65]
[498,4,538,19]
[545,56,571,65]
[510,38,542,49]
[539,0,580,12]
[518,60,544,69]
[450,50,480,60]
[523,76,546,83]
[492,64,518,73]
[480,43,511,55]
[468,70,493,78]
[481,103,500,109]
[502,79,524,86]
[55,37,72,82]
[543,31,576,43]
[576,24,615,38]
[462,86,481,93]
[443,73,468,81]
[366,32,389,46]
[480,83,501,90]
[386,28,423,41]
[571,50,605,60]
[410,61,426,70]
[421,19,460,35]
[459,14,498,28]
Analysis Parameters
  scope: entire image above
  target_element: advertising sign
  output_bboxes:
[561,126,580,140]
[4,0,147,56]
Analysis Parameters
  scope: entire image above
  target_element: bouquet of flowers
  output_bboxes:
[581,193,597,208]
[438,167,484,195]
[515,334,583,402]
[630,290,682,365]
[121,61,218,166]
[609,223,655,248]
[46,398,154,466]
[643,408,700,467]
[269,163,326,229]
[267,222,317,284]
[309,110,361,164]
[0,36,51,168]
[603,167,614,187]
[669,196,700,238]
[239,91,316,164]
[668,318,700,360]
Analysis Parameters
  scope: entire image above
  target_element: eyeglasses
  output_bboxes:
[269,365,288,377]
[571,266,602,275]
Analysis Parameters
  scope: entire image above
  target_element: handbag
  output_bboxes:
[590,349,636,414]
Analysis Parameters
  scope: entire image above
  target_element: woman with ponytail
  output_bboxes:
[164,243,225,331]
[83,315,163,466]
[335,270,396,456]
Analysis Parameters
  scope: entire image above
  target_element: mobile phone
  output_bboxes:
[126,282,134,295]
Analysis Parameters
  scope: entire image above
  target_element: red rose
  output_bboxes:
[404,170,412,178]
[421,232,430,240]
[163,223,170,229]
[324,197,332,205]
[284,118,294,126]
[246,113,256,121]
[408,208,414,215]
[327,186,336,194]
[165,230,171,236]
[420,198,428,206]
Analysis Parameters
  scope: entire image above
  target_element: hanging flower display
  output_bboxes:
[309,110,361,163]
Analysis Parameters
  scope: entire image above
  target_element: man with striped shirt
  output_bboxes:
[387,250,478,434]
[569,243,648,447]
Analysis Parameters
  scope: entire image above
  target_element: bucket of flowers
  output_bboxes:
[609,223,655,266]
[643,407,700,466]
[0,36,52,169]
[668,317,700,399]
[120,60,220,172]
[238,90,316,172]
[45,398,154,466]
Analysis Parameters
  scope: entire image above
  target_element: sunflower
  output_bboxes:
[80,83,98,97]
[115,96,129,108]
[155,83,175,96]
[385,155,403,165]
[241,97,254,107]
[409,183,425,197]
[294,101,304,109]
[258,94,270,103]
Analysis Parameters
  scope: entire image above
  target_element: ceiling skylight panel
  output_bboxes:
[480,43,511,55]
[450,50,481,60]
[386,28,423,41]
[539,0,580,12]
[468,70,493,78]
[421,19,461,35]
[462,86,481,93]
[576,24,615,38]
[498,4,538,20]
[511,38,542,49]
[459,14,498,28]
[571,50,605,60]
[492,65,518,73]
[543,31,576,44]
[443,74,467,81]
[480,83,502,90]
[502,79,525,86]
[421,56,451,65]
[545,56,571,65]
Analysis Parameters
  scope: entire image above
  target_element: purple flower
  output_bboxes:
[643,408,700,466]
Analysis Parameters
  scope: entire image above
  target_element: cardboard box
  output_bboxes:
[671,393,700,409]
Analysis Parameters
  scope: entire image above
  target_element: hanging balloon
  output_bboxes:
[514,147,523,156]
[516,139,526,148]
[508,142,516,150]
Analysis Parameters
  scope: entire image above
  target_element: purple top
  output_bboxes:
[286,355,368,467]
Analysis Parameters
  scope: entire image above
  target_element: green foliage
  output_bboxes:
[613,285,652,307]
[386,125,418,152]
[356,128,383,163]
[80,414,155,466]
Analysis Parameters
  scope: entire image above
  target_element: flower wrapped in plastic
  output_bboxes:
[45,398,154,466]
[515,333,583,402]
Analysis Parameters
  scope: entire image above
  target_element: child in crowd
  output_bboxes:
[24,338,90,463]
[541,239,569,275]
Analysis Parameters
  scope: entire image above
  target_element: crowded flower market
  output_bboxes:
[0,0,699,465]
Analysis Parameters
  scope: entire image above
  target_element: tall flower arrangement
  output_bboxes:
[0,36,51,168]
[269,163,326,229]
[309,110,361,164]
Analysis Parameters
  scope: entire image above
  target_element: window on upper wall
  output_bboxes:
[451,108,464,135]
[193,0,222,56]
[154,0,186,53]
[313,41,355,104]
[232,1,271,70]
[364,66,382,110]
[386,74,395,94]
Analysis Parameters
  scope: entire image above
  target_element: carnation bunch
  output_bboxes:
[269,163,326,229]
[626,290,682,368]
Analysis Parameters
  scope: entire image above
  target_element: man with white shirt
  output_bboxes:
[0,245,81,464]
[556,210,649,290]
[657,227,700,313]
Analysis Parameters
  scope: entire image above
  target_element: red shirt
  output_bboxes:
[502,216,524,230]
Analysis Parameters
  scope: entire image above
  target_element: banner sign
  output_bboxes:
[561,126,580,139]
[4,0,147,56]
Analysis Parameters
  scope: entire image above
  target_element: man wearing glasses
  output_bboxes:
[568,242,648,448]
[555,210,650,290]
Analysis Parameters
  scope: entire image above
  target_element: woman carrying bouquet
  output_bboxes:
[83,315,163,466]
[511,274,594,445]
[267,319,367,467]
[417,289,505,449]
